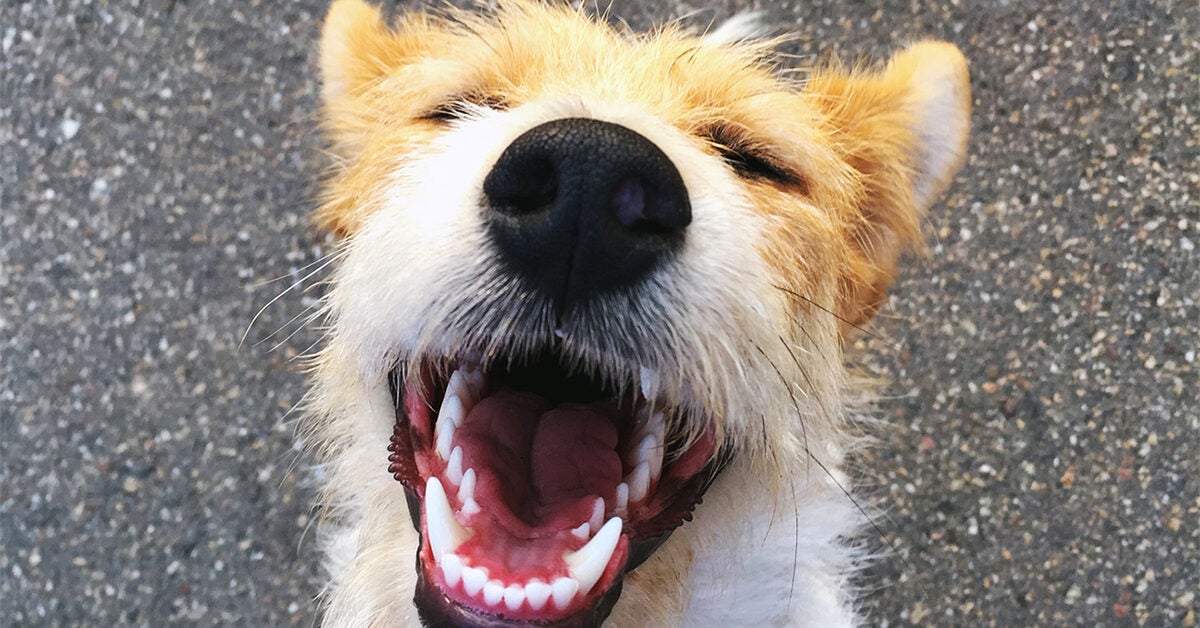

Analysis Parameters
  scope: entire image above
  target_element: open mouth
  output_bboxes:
[386,346,725,626]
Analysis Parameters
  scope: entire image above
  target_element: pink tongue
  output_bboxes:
[455,389,622,534]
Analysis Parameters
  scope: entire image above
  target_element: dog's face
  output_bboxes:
[308,1,969,625]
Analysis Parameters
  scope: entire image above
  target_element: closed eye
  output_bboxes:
[419,93,509,122]
[704,126,801,186]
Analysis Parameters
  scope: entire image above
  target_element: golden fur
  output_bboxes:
[305,1,969,625]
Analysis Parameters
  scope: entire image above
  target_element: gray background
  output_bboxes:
[2,0,1196,625]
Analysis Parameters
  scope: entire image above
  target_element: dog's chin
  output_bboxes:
[383,346,725,626]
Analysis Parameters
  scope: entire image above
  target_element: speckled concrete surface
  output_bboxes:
[2,1,1195,625]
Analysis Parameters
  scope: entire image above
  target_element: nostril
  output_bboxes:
[611,178,646,228]
[486,158,558,215]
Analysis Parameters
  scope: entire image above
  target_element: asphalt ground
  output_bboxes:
[2,0,1196,625]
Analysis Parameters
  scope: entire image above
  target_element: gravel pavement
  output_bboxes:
[3,0,1196,625]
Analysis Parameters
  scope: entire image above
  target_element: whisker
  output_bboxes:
[241,249,347,348]
[772,284,902,350]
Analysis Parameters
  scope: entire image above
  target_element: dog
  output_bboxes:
[302,1,969,625]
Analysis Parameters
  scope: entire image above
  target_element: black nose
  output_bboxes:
[482,118,691,312]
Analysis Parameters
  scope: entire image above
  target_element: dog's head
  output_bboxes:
[309,1,968,625]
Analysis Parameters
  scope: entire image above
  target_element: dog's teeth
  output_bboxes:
[483,579,505,606]
[524,580,552,611]
[632,408,665,446]
[589,497,605,531]
[570,522,590,540]
[446,370,473,407]
[564,517,622,597]
[503,583,526,611]
[457,468,481,515]
[435,414,456,460]
[626,461,650,503]
[440,389,466,427]
[639,366,658,399]
[646,410,665,441]
[463,367,485,398]
[457,468,476,502]
[614,482,629,512]
[635,434,663,481]
[441,553,464,588]
[551,577,579,610]
[458,466,480,515]
[462,566,488,597]
[425,477,470,558]
[446,446,464,485]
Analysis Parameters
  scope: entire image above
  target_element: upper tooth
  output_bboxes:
[462,566,488,597]
[435,415,456,460]
[440,390,467,427]
[588,498,604,531]
[632,408,665,447]
[425,477,470,558]
[441,553,464,588]
[634,434,663,481]
[503,584,526,611]
[525,580,552,611]
[564,517,622,596]
[446,370,474,407]
[551,577,579,610]
[645,410,665,441]
[446,446,464,485]
[639,366,658,399]
[483,579,505,606]
[614,483,629,513]
[626,461,650,503]
[463,368,486,398]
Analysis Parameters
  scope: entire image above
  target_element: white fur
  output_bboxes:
[308,94,861,626]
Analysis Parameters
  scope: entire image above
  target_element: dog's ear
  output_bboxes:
[807,42,971,331]
[319,0,431,154]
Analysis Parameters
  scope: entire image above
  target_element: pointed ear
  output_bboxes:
[319,0,435,155]
[320,0,392,106]
[807,41,971,330]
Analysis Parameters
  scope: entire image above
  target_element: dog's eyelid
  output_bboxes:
[419,92,510,122]
[702,126,802,186]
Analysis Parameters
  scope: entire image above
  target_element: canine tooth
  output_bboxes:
[564,517,623,596]
[626,461,650,503]
[639,366,658,399]
[446,446,464,485]
[525,580,552,611]
[425,477,470,558]
[550,577,579,610]
[462,566,488,597]
[570,522,590,540]
[503,584,526,611]
[483,579,505,606]
[441,553,464,588]
[614,483,629,512]
[589,498,604,531]
[435,416,456,460]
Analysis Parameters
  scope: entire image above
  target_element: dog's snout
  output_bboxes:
[483,118,691,311]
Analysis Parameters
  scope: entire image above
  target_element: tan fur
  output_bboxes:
[306,1,970,625]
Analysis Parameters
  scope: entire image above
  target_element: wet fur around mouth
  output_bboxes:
[303,1,970,625]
